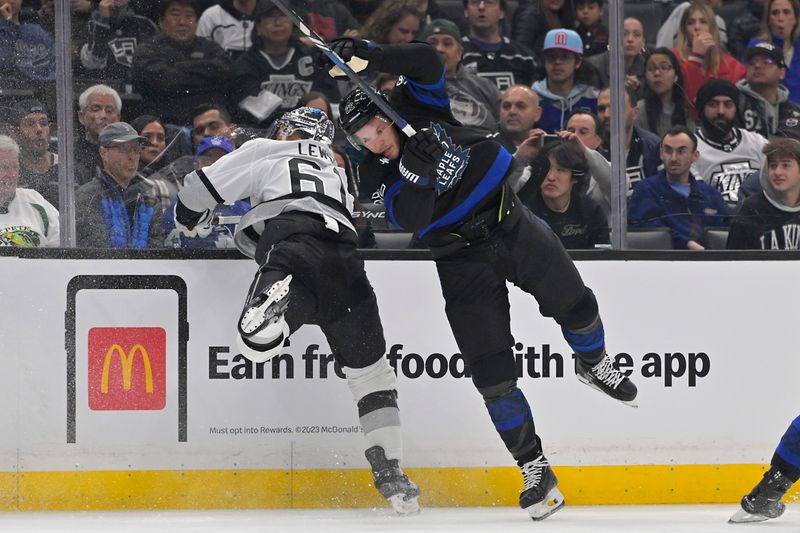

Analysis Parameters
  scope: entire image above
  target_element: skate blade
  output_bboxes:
[240,275,292,334]
[387,494,420,516]
[728,508,769,523]
[576,375,638,408]
[525,486,565,521]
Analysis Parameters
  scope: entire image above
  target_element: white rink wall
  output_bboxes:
[0,255,797,509]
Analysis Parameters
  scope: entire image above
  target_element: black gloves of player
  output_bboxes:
[399,129,446,189]
[326,38,383,79]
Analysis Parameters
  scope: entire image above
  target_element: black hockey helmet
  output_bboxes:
[338,87,391,148]
[267,106,335,144]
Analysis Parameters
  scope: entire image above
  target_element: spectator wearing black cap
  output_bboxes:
[11,99,58,208]
[421,18,500,133]
[693,79,768,207]
[131,0,232,124]
[79,0,158,81]
[228,0,340,128]
[74,121,163,248]
[738,41,800,138]
[747,0,800,103]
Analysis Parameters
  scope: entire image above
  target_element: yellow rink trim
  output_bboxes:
[1,464,798,511]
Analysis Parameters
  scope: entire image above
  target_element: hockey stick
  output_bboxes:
[269,0,416,138]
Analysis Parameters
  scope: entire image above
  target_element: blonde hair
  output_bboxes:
[676,3,721,75]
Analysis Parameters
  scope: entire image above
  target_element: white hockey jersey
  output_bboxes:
[692,128,767,206]
[196,5,254,57]
[179,138,355,259]
[0,188,60,247]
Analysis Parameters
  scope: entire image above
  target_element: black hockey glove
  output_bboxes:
[326,38,382,79]
[174,198,213,238]
[399,129,446,189]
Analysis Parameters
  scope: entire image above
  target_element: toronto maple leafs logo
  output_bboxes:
[430,122,470,195]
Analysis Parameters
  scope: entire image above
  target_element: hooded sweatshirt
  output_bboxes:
[445,64,500,133]
[726,163,800,249]
[196,1,255,59]
[531,79,598,134]
[737,80,800,138]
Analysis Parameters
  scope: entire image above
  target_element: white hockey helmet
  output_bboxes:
[269,106,335,144]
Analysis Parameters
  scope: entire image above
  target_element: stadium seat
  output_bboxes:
[704,228,730,250]
[626,227,674,249]
[373,231,414,250]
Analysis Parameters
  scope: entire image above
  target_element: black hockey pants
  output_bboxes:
[248,212,386,369]
[431,191,594,376]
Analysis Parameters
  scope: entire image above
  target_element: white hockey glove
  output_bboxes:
[173,203,213,239]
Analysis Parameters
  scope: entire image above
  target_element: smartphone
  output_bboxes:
[65,275,188,444]
[538,134,561,149]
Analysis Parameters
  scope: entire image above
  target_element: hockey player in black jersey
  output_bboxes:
[332,38,638,521]
[173,107,420,515]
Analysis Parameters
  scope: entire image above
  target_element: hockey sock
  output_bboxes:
[344,358,402,461]
[774,415,800,483]
[481,382,542,465]
[562,315,605,366]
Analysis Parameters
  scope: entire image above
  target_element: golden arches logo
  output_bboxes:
[100,344,153,394]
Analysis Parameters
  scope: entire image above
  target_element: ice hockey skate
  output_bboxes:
[576,353,638,407]
[519,454,564,521]
[236,275,292,363]
[729,466,794,523]
[365,446,421,516]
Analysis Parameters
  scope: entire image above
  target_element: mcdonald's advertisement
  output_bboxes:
[0,256,797,474]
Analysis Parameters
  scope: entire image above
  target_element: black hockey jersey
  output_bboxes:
[358,42,514,239]
[80,10,157,80]
[727,192,800,249]
[460,36,536,90]
[229,40,341,127]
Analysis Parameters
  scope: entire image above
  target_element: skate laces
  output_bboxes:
[591,356,625,389]
[520,456,549,491]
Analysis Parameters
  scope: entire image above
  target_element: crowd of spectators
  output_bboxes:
[1,0,800,251]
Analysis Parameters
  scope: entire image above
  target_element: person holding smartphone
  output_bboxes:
[173,106,420,516]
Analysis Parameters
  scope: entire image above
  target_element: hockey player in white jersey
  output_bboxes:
[173,107,420,515]
[692,79,767,206]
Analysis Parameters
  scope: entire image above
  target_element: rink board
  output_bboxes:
[0,255,798,510]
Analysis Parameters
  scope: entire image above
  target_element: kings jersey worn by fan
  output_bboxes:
[692,128,767,207]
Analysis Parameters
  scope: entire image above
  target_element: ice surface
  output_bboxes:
[0,505,797,533]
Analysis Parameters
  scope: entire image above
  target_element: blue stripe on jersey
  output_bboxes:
[406,70,449,108]
[562,323,606,353]
[417,146,512,238]
[384,180,405,229]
